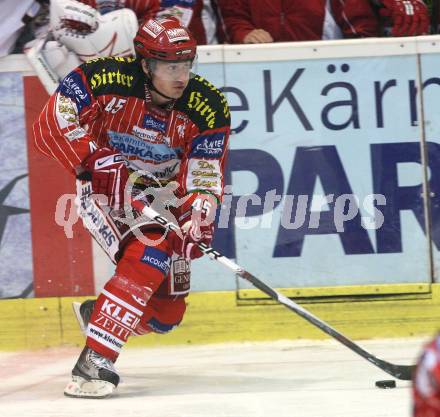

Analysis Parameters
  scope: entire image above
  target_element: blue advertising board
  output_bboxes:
[0,71,33,298]
[195,52,433,290]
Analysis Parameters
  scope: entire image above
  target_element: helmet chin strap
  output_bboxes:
[146,75,176,103]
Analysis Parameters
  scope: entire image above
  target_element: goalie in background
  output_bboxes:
[32,16,230,398]
[25,0,160,94]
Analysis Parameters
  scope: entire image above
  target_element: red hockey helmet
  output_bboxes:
[134,17,197,62]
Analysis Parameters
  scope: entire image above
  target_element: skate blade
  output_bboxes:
[64,375,116,399]
[72,302,86,336]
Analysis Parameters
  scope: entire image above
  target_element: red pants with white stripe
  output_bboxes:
[85,232,187,361]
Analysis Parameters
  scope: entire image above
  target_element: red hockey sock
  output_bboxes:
[85,235,173,361]
[85,274,151,361]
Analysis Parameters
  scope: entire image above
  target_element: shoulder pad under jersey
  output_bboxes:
[175,75,230,131]
[79,57,144,98]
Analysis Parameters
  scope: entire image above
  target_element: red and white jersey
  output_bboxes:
[33,57,230,200]
[79,0,160,22]
[413,334,440,417]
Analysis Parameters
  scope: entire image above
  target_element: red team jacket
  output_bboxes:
[33,57,230,202]
[220,0,380,43]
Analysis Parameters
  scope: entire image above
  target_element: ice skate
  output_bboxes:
[72,299,95,335]
[64,347,120,398]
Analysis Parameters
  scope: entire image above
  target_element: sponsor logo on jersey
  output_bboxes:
[152,161,180,179]
[190,132,225,158]
[65,127,87,142]
[188,91,217,128]
[58,72,90,111]
[90,68,134,90]
[108,131,179,162]
[170,257,191,295]
[57,95,77,123]
[132,126,162,143]
[190,160,219,178]
[192,178,218,188]
[99,300,140,329]
[130,159,180,181]
[166,28,190,43]
[143,19,165,38]
[195,75,230,119]
[186,159,221,194]
[141,247,171,275]
[87,324,125,351]
[191,169,218,178]
[142,115,166,132]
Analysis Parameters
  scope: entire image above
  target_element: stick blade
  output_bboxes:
[388,364,415,381]
[375,359,415,381]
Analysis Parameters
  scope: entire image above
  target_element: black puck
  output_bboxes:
[375,380,396,389]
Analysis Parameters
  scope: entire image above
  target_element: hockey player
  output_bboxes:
[33,16,230,398]
[413,334,440,416]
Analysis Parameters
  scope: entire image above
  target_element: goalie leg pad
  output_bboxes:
[25,38,81,94]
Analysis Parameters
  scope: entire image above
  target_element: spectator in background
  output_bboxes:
[218,0,380,43]
[202,0,227,44]
[156,0,225,44]
[413,333,440,416]
[218,0,429,44]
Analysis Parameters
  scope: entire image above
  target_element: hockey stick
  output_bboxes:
[129,197,415,381]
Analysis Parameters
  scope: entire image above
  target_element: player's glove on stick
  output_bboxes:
[380,0,429,36]
[81,147,128,210]
[170,193,217,260]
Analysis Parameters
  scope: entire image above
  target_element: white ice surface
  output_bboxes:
[0,337,428,417]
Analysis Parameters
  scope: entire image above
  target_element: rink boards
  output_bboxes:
[1,284,439,350]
